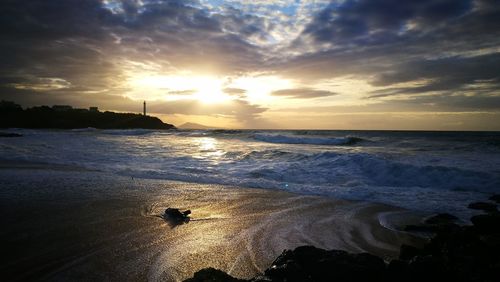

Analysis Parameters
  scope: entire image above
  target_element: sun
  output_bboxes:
[190,77,230,104]
[127,74,233,104]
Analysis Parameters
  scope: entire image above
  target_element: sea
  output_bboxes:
[1,128,500,220]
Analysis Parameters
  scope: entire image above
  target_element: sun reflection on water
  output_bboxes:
[193,137,225,163]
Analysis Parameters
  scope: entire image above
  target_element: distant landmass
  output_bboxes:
[0,101,175,130]
[179,122,217,129]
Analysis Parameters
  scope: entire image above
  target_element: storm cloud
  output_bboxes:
[0,0,499,128]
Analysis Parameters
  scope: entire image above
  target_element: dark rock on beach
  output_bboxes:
[0,132,22,137]
[424,213,458,225]
[164,208,191,222]
[398,244,420,261]
[263,246,386,282]
[185,199,500,282]
[471,213,500,234]
[489,194,500,203]
[184,268,245,282]
[468,202,498,212]
[403,224,436,233]
[403,213,459,234]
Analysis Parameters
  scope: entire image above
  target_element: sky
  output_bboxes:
[1,0,499,130]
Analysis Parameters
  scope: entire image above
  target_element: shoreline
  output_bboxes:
[0,167,424,281]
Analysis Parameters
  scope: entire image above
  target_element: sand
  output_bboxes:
[0,164,423,281]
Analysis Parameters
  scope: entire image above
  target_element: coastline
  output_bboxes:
[0,165,424,281]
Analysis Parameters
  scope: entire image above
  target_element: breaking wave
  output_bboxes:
[2,128,500,218]
[253,134,364,145]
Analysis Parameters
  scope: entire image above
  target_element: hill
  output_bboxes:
[179,122,216,129]
[0,101,175,130]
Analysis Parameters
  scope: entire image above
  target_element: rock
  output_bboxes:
[424,213,458,225]
[164,208,191,223]
[386,260,409,282]
[182,205,500,282]
[352,252,386,273]
[264,259,310,282]
[399,244,420,261]
[471,213,500,234]
[407,255,446,281]
[403,224,435,233]
[404,222,459,234]
[489,194,500,203]
[264,246,327,282]
[468,202,498,212]
[0,132,22,137]
[480,234,500,250]
[264,246,387,282]
[423,225,479,257]
[249,276,272,282]
[183,268,245,282]
[310,252,383,282]
[0,101,176,130]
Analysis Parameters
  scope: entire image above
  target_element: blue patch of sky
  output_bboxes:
[102,1,124,14]
[200,0,300,17]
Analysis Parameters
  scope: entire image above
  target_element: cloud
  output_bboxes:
[369,52,500,98]
[1,0,499,128]
[167,89,197,95]
[0,85,267,123]
[223,88,246,97]
[271,88,337,99]
[148,98,268,125]
[303,0,473,43]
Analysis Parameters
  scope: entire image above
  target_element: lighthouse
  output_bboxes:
[143,101,146,116]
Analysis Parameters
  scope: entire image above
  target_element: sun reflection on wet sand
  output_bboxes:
[140,184,423,281]
[1,169,424,281]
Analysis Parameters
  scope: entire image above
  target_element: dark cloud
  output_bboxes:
[0,0,267,93]
[0,0,270,124]
[271,88,338,99]
[0,0,499,126]
[274,0,500,114]
[0,0,113,39]
[303,0,473,43]
[369,52,500,98]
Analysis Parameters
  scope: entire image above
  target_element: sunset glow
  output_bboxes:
[1,0,499,130]
[2,2,500,281]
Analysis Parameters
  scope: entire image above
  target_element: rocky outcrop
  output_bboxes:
[184,268,245,282]
[0,132,22,137]
[184,199,500,282]
[468,202,498,212]
[0,101,175,129]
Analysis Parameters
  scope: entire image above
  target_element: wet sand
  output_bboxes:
[0,166,423,281]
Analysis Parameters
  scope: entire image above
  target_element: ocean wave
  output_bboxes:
[253,134,364,145]
[244,152,498,190]
[69,128,157,136]
[70,127,98,132]
[100,129,156,136]
[224,149,309,162]
[210,129,246,135]
[3,129,500,220]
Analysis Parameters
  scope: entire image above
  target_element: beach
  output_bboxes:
[0,165,422,281]
[1,129,499,280]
